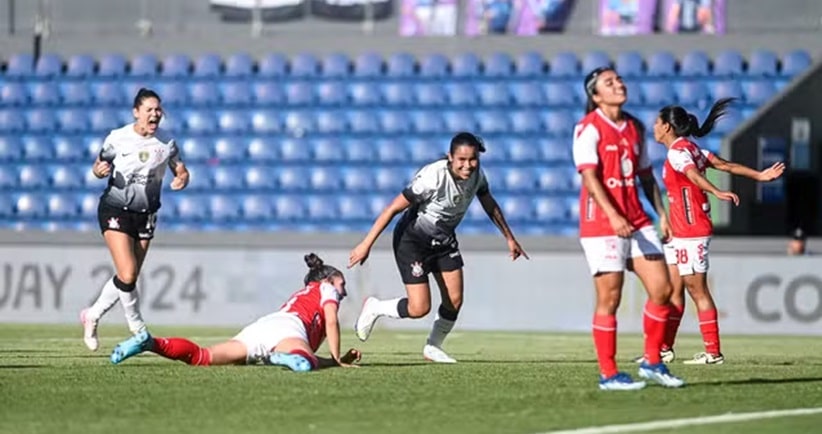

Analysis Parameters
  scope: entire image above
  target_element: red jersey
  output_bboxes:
[278,281,341,352]
[572,109,653,237]
[662,137,715,238]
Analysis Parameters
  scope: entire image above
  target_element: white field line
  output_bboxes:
[540,407,822,434]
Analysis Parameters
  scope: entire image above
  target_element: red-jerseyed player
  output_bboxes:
[109,253,362,371]
[636,98,784,365]
[572,67,684,390]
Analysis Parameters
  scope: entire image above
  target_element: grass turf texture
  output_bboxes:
[1,325,821,434]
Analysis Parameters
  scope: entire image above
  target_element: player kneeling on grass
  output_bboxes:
[109,253,361,371]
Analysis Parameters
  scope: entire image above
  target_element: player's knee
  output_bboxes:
[406,300,430,318]
[113,274,137,292]
[438,304,459,321]
[445,295,462,311]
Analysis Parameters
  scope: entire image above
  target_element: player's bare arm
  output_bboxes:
[91,156,111,179]
[478,192,528,260]
[638,171,671,239]
[349,193,411,267]
[321,303,358,368]
[684,167,739,205]
[709,155,785,182]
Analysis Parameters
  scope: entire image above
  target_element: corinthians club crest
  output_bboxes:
[410,261,424,277]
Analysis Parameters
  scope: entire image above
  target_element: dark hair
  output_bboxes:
[133,87,161,109]
[303,253,343,285]
[583,66,616,113]
[449,132,486,155]
[792,227,807,241]
[659,98,735,139]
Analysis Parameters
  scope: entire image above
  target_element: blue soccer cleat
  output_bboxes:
[599,372,647,391]
[268,352,314,372]
[110,330,152,365]
[638,362,686,388]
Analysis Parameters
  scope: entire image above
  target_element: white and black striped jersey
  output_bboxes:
[98,123,181,213]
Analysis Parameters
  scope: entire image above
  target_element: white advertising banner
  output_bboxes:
[0,246,819,335]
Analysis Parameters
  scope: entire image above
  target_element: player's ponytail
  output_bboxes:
[659,98,736,139]
[303,253,344,285]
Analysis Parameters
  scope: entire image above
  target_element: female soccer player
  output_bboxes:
[110,253,362,371]
[648,98,784,365]
[573,67,684,390]
[348,132,528,363]
[80,88,190,352]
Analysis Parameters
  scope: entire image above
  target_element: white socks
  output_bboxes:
[119,289,146,334]
[85,277,120,322]
[374,297,405,319]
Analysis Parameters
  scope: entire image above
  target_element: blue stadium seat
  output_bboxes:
[214,136,246,161]
[0,110,26,133]
[5,53,35,78]
[540,138,571,163]
[182,164,212,191]
[253,82,284,106]
[26,109,58,133]
[443,110,476,132]
[712,110,743,135]
[748,50,778,77]
[291,53,319,78]
[19,165,48,189]
[159,114,182,133]
[184,110,218,135]
[317,82,347,106]
[321,53,350,78]
[367,195,391,217]
[189,82,221,106]
[353,52,383,78]
[412,111,444,134]
[640,81,674,106]
[348,111,379,134]
[224,53,253,78]
[130,54,159,77]
[247,137,278,162]
[0,165,18,189]
[22,136,53,160]
[510,82,543,106]
[193,53,222,78]
[537,167,571,192]
[217,110,250,134]
[15,193,47,218]
[312,138,344,162]
[343,138,373,162]
[782,50,812,77]
[451,53,481,78]
[161,54,192,78]
[60,82,92,106]
[543,83,577,106]
[514,51,544,78]
[549,52,580,78]
[349,83,381,106]
[744,80,777,105]
[47,193,78,218]
[220,82,253,106]
[342,168,374,192]
[407,138,442,163]
[484,52,513,78]
[507,138,539,162]
[477,82,510,106]
[279,137,311,161]
[464,201,486,223]
[382,83,414,106]
[311,167,341,191]
[35,54,63,78]
[505,168,536,192]
[306,195,338,220]
[710,80,744,100]
[713,50,745,77]
[500,196,533,222]
[83,135,103,159]
[379,111,411,134]
[675,81,710,107]
[212,165,244,190]
[153,82,186,107]
[581,51,611,73]
[259,53,288,78]
[338,195,370,220]
[0,137,22,161]
[30,83,60,106]
[66,54,95,78]
[274,195,306,221]
[509,110,541,134]
[209,195,241,221]
[98,53,127,78]
[646,51,677,77]
[475,110,509,134]
[244,166,275,190]
[541,111,574,137]
[534,197,567,223]
[646,141,668,164]
[446,83,478,106]
[180,137,213,162]
[1,83,28,106]
[176,195,208,221]
[49,137,81,162]
[240,195,273,220]
[94,82,126,106]
[375,138,408,163]
[278,166,309,191]
[316,111,347,134]
[386,53,416,78]
[680,51,711,77]
[374,167,405,192]
[76,193,98,218]
[285,82,315,106]
[615,51,644,78]
[419,53,449,79]
[415,83,446,107]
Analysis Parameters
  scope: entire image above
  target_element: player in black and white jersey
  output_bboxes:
[348,132,528,363]
[80,88,190,351]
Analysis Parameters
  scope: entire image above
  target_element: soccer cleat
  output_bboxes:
[632,348,675,364]
[110,330,152,365]
[80,309,99,352]
[638,362,685,388]
[354,296,381,342]
[423,344,457,364]
[683,352,725,365]
[268,352,313,372]
[599,372,647,391]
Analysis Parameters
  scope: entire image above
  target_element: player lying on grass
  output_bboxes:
[109,253,361,371]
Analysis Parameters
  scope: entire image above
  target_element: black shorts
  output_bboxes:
[392,225,464,285]
[97,202,158,241]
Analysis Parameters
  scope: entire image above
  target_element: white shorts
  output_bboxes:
[232,312,308,364]
[664,237,711,276]
[580,225,664,275]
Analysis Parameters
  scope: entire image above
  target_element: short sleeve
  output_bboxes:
[476,169,490,196]
[319,282,340,308]
[98,132,117,162]
[402,164,439,204]
[572,123,600,172]
[667,148,696,173]
[167,139,182,170]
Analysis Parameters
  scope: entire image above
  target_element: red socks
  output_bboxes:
[152,337,212,366]
[643,301,670,365]
[698,309,721,355]
[592,314,617,378]
[664,303,685,350]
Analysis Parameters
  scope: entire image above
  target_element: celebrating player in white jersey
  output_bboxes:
[349,132,528,363]
[638,98,784,365]
[80,88,190,352]
[109,253,362,371]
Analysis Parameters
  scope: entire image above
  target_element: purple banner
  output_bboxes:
[663,0,726,34]
[400,0,458,36]
[598,0,657,36]
[463,0,576,36]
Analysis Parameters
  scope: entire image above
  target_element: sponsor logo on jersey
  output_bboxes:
[410,261,424,277]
